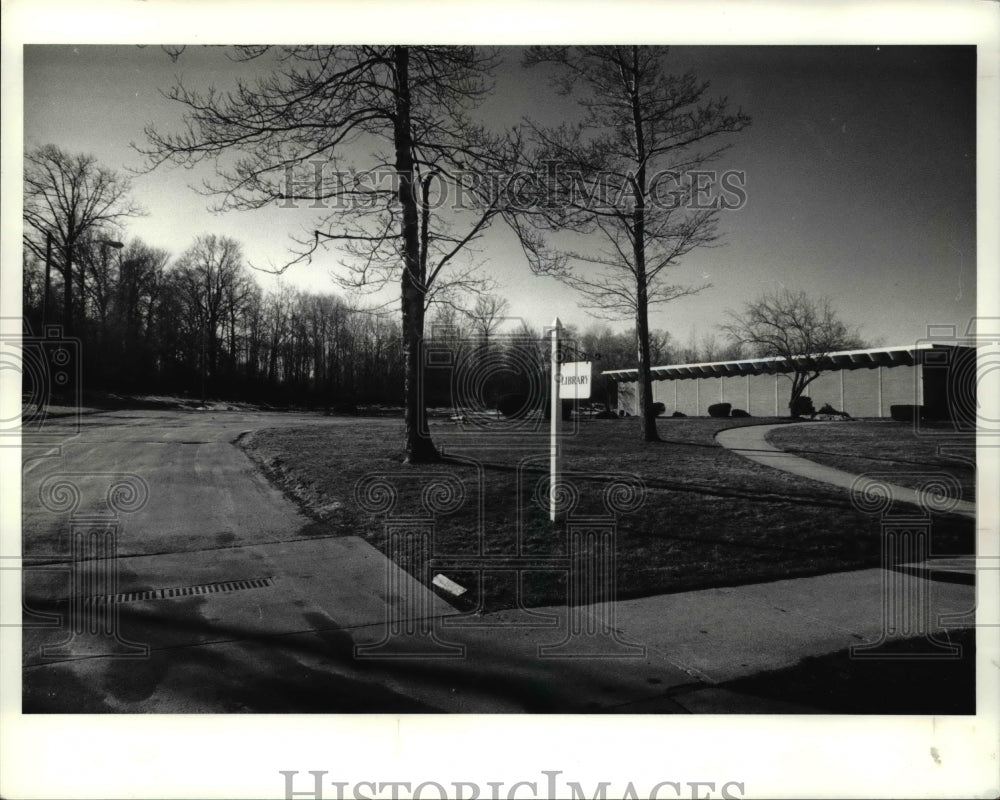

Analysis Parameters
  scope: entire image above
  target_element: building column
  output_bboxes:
[774,374,779,416]
[877,366,883,418]
[840,369,845,411]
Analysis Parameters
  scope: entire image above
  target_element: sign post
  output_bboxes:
[550,318,592,522]
[550,318,560,522]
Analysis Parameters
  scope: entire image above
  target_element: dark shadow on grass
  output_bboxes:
[439,454,860,511]
[706,629,975,714]
[776,446,975,471]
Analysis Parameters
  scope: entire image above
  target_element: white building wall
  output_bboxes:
[804,372,841,411]
[640,363,922,418]
[748,374,779,416]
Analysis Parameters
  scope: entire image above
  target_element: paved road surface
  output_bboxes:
[22,409,347,558]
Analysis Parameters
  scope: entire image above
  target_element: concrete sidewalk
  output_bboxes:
[716,423,976,518]
[22,535,975,713]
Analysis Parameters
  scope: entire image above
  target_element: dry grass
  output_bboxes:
[766,420,976,501]
[243,416,975,612]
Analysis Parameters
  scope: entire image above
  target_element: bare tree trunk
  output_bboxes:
[394,45,438,464]
[635,281,660,441]
[629,47,660,443]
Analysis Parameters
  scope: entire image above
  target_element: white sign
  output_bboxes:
[557,361,592,399]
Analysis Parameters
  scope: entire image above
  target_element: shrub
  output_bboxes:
[817,403,851,419]
[790,395,815,418]
[731,408,751,418]
[671,410,686,418]
[708,402,732,418]
[649,402,666,418]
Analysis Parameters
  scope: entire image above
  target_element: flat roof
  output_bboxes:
[602,343,971,383]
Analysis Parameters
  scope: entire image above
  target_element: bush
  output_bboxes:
[708,402,732,418]
[817,403,851,419]
[671,410,686,418]
[731,408,751,418]
[593,410,618,419]
[649,402,666,418]
[790,395,815,418]
[890,404,923,422]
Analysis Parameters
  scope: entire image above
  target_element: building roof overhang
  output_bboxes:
[602,343,972,383]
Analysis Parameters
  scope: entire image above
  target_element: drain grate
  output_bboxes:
[83,577,275,606]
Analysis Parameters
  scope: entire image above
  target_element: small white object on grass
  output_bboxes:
[432,574,467,597]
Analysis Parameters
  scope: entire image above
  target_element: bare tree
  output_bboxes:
[463,293,510,342]
[139,45,513,462]
[721,288,865,416]
[510,46,749,441]
[171,235,249,401]
[23,144,144,334]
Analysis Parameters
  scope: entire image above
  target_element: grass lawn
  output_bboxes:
[766,420,976,501]
[242,416,974,612]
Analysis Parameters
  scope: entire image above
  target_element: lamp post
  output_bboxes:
[95,239,124,385]
[97,239,125,304]
[97,238,125,257]
[79,238,123,337]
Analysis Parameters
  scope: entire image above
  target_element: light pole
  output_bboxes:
[97,238,125,298]
[94,239,124,386]
[86,238,124,333]
[97,238,125,257]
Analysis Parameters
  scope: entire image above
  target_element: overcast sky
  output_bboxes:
[24,44,976,351]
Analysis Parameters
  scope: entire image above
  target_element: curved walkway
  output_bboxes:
[716,423,976,519]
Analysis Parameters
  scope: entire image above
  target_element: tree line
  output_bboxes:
[21,222,404,406]
[24,46,864,450]
[22,139,854,418]
[22,183,704,411]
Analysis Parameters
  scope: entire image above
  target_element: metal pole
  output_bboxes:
[877,366,883,418]
[550,317,560,523]
[201,318,207,405]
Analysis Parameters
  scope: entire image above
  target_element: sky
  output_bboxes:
[22,44,977,351]
[5,5,1000,798]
